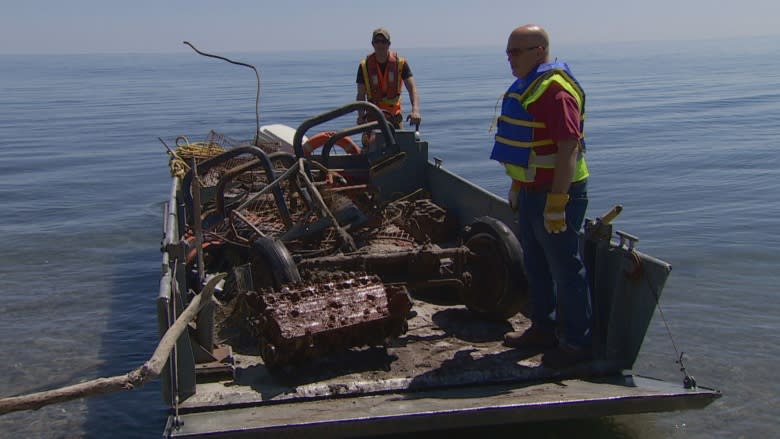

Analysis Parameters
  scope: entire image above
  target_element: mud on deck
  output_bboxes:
[179,299,554,410]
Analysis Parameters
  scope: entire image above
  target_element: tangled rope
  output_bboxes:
[167,136,226,178]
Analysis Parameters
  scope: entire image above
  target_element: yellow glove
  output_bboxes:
[544,192,570,234]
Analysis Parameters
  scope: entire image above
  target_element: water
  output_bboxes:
[1,36,778,438]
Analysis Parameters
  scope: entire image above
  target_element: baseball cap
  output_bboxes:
[372,28,391,42]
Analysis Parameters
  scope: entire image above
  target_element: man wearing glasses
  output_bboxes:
[491,24,592,369]
[356,27,421,129]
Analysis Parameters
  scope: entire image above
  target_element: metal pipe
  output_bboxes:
[292,101,397,177]
[296,160,357,252]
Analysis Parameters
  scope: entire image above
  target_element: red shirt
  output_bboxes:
[519,82,582,186]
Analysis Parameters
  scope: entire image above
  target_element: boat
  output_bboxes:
[156,47,720,438]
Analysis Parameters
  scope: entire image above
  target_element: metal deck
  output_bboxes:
[166,375,719,438]
[164,299,720,438]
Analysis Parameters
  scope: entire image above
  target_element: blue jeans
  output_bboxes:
[514,180,592,348]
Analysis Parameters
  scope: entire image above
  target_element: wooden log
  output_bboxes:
[0,273,226,416]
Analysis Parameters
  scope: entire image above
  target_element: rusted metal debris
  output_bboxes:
[177,136,500,370]
[234,273,411,369]
[388,198,457,244]
[207,188,466,369]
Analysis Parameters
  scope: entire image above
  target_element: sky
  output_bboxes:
[1,0,778,55]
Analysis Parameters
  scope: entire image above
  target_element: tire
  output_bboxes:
[249,237,301,290]
[461,216,529,319]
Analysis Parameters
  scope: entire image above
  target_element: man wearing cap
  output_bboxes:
[356,27,421,129]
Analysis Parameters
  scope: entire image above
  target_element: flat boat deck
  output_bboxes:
[168,375,717,438]
[166,299,719,438]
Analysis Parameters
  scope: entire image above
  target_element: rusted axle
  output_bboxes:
[297,245,473,283]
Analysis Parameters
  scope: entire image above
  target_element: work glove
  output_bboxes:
[507,187,519,211]
[544,192,570,234]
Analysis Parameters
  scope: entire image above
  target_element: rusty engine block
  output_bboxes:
[236,273,411,369]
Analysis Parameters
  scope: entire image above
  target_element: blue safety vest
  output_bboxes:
[490,61,588,183]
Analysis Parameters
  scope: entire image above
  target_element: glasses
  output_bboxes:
[506,46,541,57]
[372,39,389,45]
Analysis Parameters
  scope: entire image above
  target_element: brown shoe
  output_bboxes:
[503,325,557,349]
[541,343,592,369]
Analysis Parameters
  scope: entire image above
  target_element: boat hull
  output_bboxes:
[158,102,720,437]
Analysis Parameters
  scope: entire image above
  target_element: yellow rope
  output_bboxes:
[168,142,226,178]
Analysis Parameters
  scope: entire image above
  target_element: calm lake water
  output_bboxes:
[1,36,778,438]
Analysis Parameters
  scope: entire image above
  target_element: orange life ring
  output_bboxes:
[303,131,361,156]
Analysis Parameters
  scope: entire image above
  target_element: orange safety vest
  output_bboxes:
[360,52,405,116]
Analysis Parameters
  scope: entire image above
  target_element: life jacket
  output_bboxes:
[490,61,589,184]
[360,52,405,116]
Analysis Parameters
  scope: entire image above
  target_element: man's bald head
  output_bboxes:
[509,24,549,54]
[506,24,550,78]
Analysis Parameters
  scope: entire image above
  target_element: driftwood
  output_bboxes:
[0,273,226,416]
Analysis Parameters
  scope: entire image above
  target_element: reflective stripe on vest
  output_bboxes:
[360,52,405,116]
